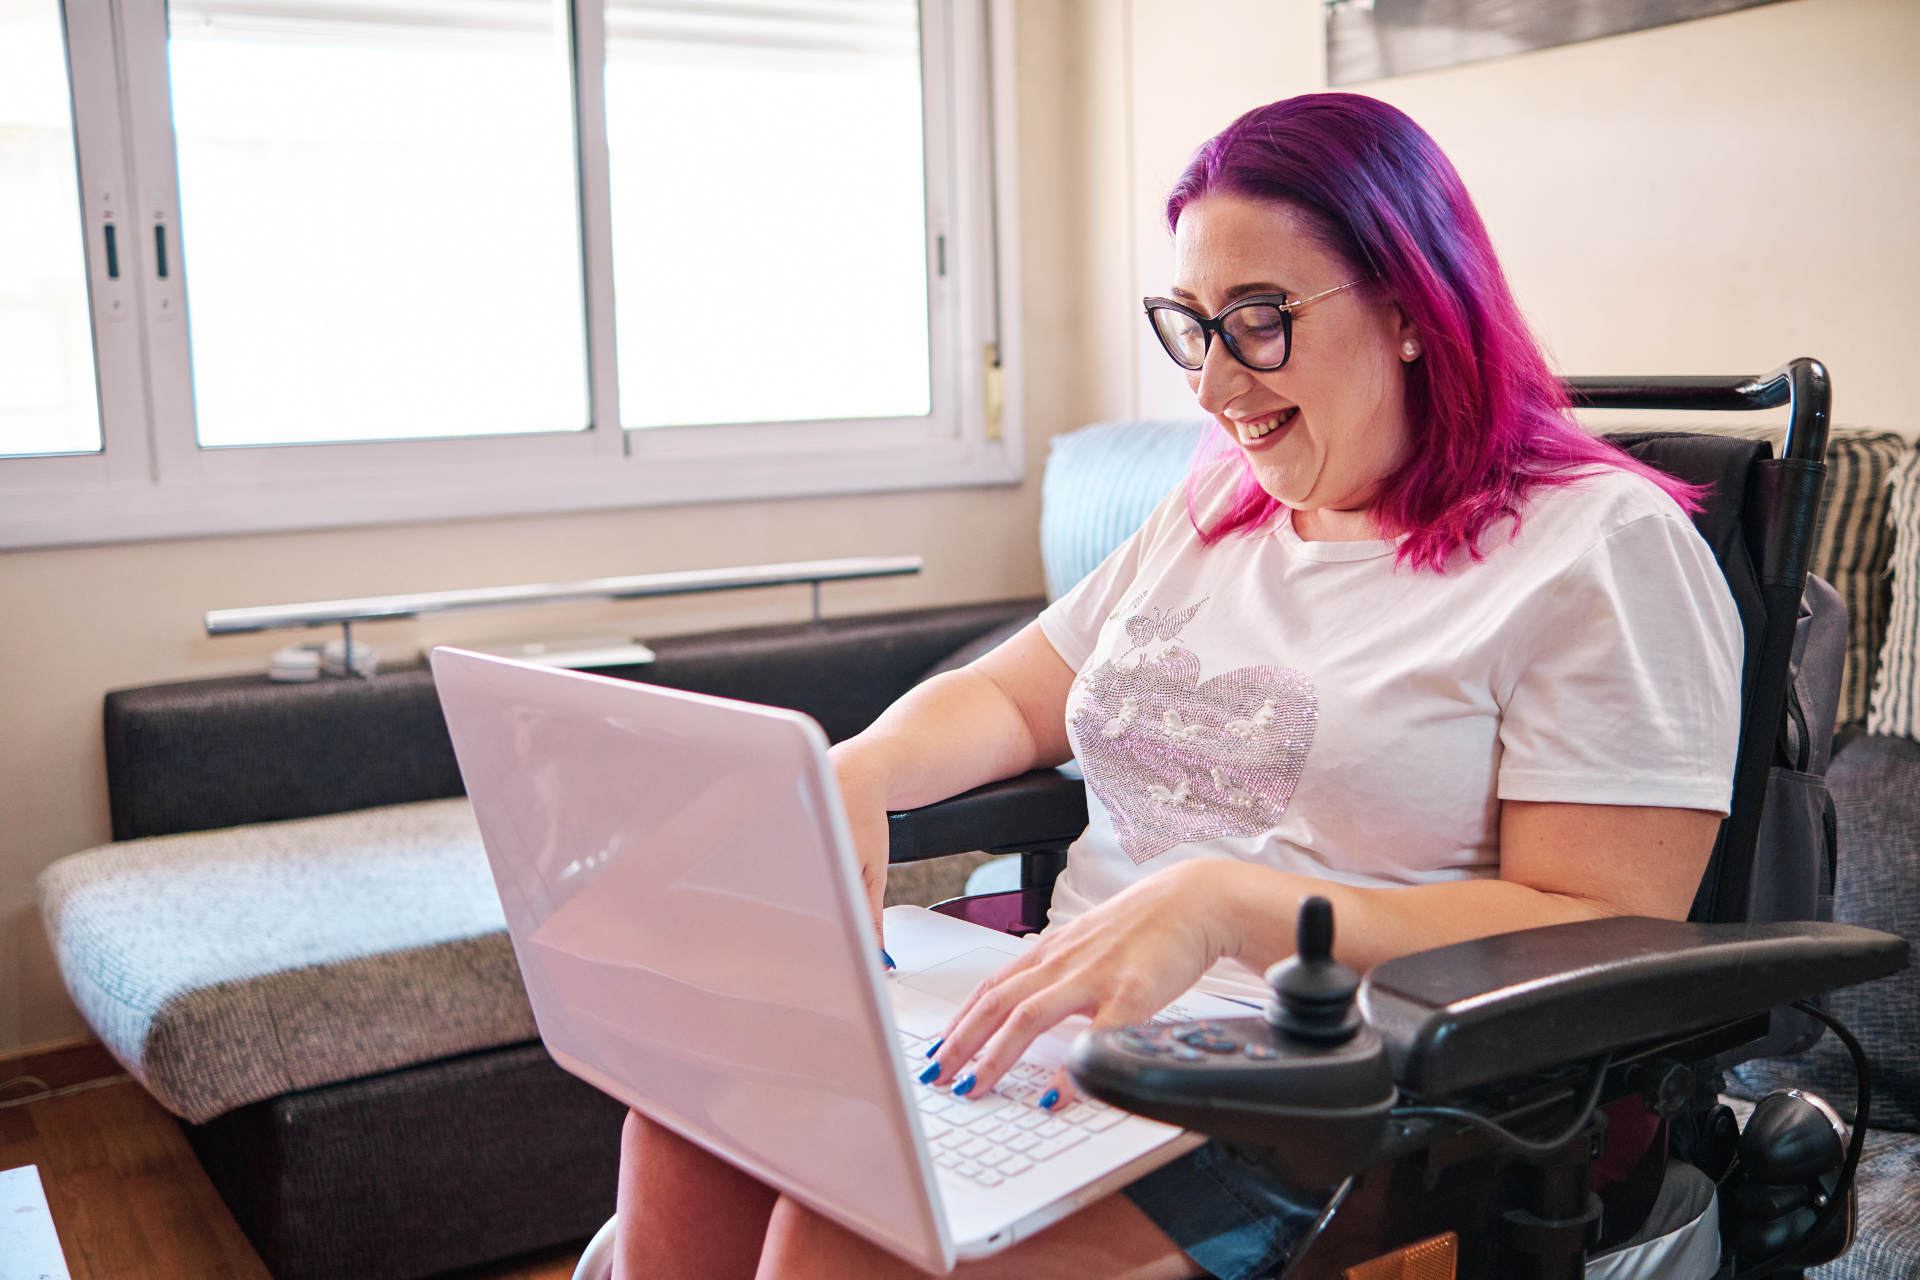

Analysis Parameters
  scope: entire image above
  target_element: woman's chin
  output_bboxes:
[1245,458,1311,507]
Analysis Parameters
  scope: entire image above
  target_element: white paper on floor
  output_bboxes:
[0,1164,72,1280]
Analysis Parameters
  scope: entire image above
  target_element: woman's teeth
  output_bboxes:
[1240,407,1297,441]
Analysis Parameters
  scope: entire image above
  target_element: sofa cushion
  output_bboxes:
[1040,419,1206,600]
[1684,426,1911,730]
[1869,448,1920,739]
[1727,733,1920,1132]
[39,797,533,1123]
[1813,1126,1920,1279]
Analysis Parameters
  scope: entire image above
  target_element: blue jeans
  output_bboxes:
[1123,1141,1331,1280]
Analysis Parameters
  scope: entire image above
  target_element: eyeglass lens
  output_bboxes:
[1149,303,1290,372]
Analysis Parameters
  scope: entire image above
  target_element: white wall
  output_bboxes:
[5,0,1916,1055]
[1095,0,1920,437]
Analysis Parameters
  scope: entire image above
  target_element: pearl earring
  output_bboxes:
[1402,340,1420,360]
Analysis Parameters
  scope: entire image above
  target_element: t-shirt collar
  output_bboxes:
[1271,510,1405,562]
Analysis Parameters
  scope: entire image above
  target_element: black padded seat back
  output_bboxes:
[1603,431,1837,948]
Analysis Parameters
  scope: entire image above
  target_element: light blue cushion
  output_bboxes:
[1040,419,1208,600]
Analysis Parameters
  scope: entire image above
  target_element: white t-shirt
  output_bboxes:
[1036,464,1743,1001]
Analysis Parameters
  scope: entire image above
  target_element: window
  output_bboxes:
[1,0,104,457]
[167,0,590,446]
[603,1,932,429]
[0,0,1020,548]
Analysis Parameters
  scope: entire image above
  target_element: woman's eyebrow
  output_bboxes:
[1169,282,1288,304]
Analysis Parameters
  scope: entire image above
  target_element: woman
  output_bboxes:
[613,93,1742,1280]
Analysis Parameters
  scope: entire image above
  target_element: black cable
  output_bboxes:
[1389,1054,1611,1159]
[1273,1175,1355,1280]
[1727,1001,1870,1280]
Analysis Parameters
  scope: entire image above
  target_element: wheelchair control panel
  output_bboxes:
[1067,897,1397,1188]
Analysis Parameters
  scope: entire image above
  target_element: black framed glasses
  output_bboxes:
[1142,280,1365,372]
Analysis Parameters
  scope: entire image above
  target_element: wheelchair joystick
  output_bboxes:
[1066,896,1396,1188]
[1266,896,1363,1045]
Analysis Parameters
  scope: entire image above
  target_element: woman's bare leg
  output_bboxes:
[612,1109,780,1280]
[755,1190,1205,1280]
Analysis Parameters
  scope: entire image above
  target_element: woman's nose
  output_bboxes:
[1191,334,1247,416]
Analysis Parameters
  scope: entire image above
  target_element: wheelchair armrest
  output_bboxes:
[886,768,1088,864]
[1361,918,1908,1099]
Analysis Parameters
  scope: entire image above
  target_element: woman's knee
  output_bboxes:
[760,1195,909,1280]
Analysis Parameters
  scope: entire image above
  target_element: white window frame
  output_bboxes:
[0,0,1022,550]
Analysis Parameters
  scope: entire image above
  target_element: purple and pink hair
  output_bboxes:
[1167,93,1697,572]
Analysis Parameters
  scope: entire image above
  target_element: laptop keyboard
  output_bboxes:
[897,1031,1129,1188]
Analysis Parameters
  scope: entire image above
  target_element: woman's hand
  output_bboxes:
[922,859,1235,1108]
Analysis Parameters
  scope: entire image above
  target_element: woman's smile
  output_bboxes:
[1230,405,1298,445]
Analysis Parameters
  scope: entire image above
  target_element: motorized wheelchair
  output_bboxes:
[573,358,1911,1279]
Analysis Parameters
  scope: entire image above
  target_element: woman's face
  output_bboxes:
[1170,194,1417,528]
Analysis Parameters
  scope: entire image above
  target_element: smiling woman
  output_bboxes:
[603,93,1747,1280]
[1164,196,1419,541]
[1160,95,1701,568]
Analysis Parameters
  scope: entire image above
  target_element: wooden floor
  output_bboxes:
[0,1073,581,1280]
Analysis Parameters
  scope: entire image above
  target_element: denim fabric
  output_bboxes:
[1124,1141,1330,1280]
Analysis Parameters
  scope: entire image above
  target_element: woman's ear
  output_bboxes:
[1390,302,1421,363]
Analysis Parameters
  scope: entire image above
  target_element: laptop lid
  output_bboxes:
[430,647,952,1272]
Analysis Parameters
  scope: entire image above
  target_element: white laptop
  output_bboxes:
[430,646,1251,1273]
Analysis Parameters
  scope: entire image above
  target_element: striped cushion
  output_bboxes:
[1869,450,1920,739]
[1802,431,1911,730]
[1040,419,1208,600]
[1617,426,1910,729]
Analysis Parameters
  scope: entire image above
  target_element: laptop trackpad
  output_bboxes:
[897,947,1023,1006]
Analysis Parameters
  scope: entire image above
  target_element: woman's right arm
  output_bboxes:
[829,621,1078,930]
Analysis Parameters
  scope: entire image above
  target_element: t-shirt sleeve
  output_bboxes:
[1495,510,1744,813]
[1037,484,1188,673]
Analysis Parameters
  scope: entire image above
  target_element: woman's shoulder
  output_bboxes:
[1457,463,1714,588]
[1512,463,1698,551]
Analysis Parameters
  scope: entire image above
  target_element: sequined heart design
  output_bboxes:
[1073,645,1316,863]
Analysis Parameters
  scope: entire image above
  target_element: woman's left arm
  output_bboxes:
[1222,798,1721,973]
[924,800,1718,1097]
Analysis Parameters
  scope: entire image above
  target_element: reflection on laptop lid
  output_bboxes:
[431,646,947,1267]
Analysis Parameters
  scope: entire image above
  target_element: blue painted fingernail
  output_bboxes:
[918,1062,941,1085]
[925,1037,943,1058]
[952,1074,976,1097]
[1039,1088,1059,1110]
[880,948,896,970]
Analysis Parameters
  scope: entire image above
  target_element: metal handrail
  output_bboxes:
[204,555,923,639]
